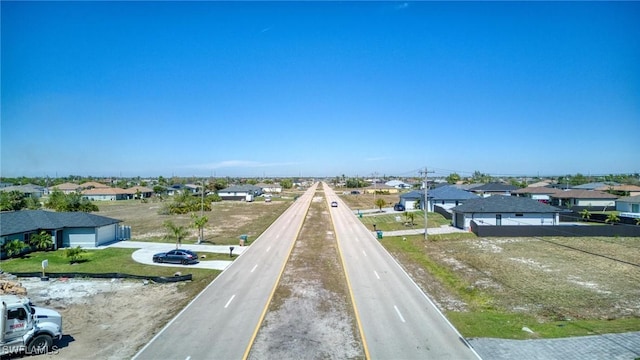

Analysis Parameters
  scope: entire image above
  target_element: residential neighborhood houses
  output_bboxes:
[1,174,639,256]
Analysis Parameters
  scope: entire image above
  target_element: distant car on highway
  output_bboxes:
[153,249,199,265]
[393,203,405,211]
[331,201,338,207]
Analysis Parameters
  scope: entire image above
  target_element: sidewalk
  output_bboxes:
[468,331,640,360]
[374,225,469,237]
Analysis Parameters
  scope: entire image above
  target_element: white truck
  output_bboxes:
[1,294,62,356]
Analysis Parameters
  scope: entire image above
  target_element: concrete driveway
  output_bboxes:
[101,241,247,270]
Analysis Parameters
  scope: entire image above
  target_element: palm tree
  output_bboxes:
[164,220,189,249]
[580,209,591,222]
[605,213,620,225]
[404,211,415,226]
[3,240,28,258]
[191,214,208,244]
[375,198,386,212]
[28,231,53,251]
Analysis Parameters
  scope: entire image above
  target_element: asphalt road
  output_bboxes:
[325,184,481,359]
[132,184,318,360]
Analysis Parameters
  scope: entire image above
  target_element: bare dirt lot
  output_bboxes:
[8,277,189,360]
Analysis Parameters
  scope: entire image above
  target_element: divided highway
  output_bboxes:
[133,184,318,360]
[325,184,481,359]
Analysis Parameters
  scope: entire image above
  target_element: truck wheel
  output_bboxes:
[27,334,53,355]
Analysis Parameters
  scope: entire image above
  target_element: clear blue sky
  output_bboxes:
[2,1,639,179]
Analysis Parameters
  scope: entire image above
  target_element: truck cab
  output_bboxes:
[1,295,62,356]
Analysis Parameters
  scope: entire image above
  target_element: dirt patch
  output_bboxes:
[98,199,292,245]
[249,188,364,359]
[13,277,188,359]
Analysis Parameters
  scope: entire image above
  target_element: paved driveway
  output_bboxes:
[100,241,246,270]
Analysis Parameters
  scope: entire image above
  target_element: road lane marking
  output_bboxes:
[266,246,271,252]
[251,264,258,273]
[362,250,367,257]
[225,295,236,308]
[394,305,406,323]
[374,271,380,279]
[243,184,315,360]
[185,357,191,360]
[328,188,371,360]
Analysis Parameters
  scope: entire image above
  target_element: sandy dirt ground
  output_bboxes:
[9,277,188,360]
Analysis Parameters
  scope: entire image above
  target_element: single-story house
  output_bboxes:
[385,180,412,189]
[550,190,617,208]
[166,184,187,196]
[0,184,46,198]
[597,185,640,197]
[451,196,561,230]
[362,184,399,194]
[48,182,82,194]
[399,190,423,210]
[511,186,562,203]
[127,186,154,199]
[82,187,131,201]
[427,185,478,212]
[218,185,263,201]
[0,210,123,251]
[616,195,640,219]
[80,181,110,189]
[469,183,519,197]
[257,183,283,193]
[572,182,619,190]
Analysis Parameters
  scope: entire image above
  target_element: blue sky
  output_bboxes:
[2,1,639,179]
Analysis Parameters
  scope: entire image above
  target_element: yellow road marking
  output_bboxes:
[242,187,315,360]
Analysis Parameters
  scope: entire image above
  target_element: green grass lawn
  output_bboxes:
[359,211,451,231]
[0,248,222,298]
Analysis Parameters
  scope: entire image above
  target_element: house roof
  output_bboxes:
[0,184,45,194]
[0,210,122,237]
[511,186,562,195]
[451,195,560,213]
[470,183,519,192]
[50,182,81,191]
[82,187,130,195]
[551,190,618,199]
[572,182,619,190]
[127,186,154,193]
[220,185,262,193]
[399,190,424,200]
[427,185,478,200]
[596,185,640,192]
[80,181,110,189]
[616,195,640,203]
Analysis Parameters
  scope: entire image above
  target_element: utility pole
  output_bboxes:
[419,167,434,240]
[372,172,378,210]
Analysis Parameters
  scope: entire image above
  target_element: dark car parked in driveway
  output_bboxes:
[153,249,199,265]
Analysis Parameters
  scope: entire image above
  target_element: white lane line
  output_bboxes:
[185,357,191,360]
[374,271,380,279]
[394,305,406,323]
[225,295,236,308]
[251,264,258,273]
[266,246,271,252]
[362,250,367,257]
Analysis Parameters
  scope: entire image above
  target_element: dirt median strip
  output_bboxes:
[248,187,365,359]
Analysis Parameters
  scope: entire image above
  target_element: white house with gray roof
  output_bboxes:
[218,185,263,201]
[427,185,478,212]
[451,196,561,230]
